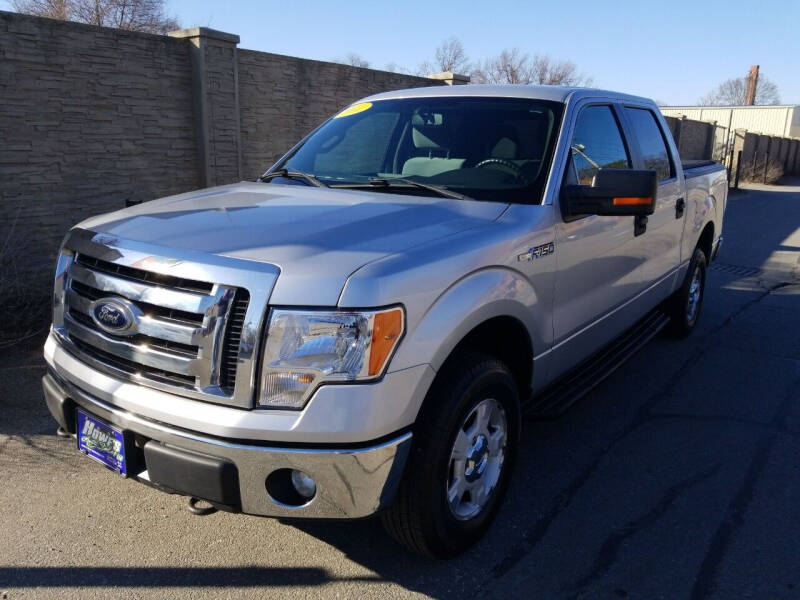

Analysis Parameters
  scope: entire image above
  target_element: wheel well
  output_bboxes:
[446,316,533,397]
[698,222,714,261]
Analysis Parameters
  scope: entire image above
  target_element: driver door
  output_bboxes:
[551,102,651,379]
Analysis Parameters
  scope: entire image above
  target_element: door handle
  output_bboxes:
[675,198,685,219]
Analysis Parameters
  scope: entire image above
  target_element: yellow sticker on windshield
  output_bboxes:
[334,102,372,118]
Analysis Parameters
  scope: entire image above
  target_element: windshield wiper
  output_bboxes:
[331,177,471,200]
[259,168,329,188]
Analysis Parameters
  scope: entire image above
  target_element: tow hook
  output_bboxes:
[187,496,218,516]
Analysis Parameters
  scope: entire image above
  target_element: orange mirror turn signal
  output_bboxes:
[613,196,653,206]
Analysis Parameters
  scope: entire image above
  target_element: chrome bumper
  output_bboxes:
[43,371,412,519]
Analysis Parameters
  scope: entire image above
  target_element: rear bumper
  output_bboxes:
[43,371,412,519]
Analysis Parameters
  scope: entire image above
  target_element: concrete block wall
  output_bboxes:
[0,11,201,323]
[237,50,440,179]
[789,140,800,174]
[663,116,715,160]
[683,120,714,160]
[663,116,680,145]
[733,130,800,184]
[168,27,244,187]
[0,11,443,318]
[663,114,800,185]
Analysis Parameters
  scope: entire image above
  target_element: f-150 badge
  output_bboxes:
[517,242,554,262]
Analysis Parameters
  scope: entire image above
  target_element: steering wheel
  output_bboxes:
[474,158,528,183]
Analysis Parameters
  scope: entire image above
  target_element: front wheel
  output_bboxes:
[666,246,707,338]
[381,353,520,558]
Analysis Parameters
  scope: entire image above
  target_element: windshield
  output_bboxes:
[271,97,564,204]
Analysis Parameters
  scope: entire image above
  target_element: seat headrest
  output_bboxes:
[492,137,517,159]
[411,112,451,150]
[412,124,451,150]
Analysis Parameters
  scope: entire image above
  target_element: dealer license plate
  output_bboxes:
[76,410,127,476]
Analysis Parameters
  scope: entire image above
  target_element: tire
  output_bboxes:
[381,352,520,558]
[666,246,707,338]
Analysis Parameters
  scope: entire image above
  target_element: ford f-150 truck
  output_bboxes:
[43,85,726,558]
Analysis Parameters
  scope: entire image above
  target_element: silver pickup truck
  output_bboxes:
[43,85,726,558]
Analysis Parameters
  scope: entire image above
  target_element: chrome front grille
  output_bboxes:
[220,289,250,394]
[59,250,251,405]
[75,254,215,294]
[70,336,197,388]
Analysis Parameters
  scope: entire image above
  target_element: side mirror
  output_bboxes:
[562,169,657,218]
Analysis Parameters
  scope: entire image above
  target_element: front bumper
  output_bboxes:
[43,371,412,519]
[44,333,434,444]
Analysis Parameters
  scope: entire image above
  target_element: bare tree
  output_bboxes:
[383,62,411,75]
[11,0,179,34]
[414,37,469,76]
[414,60,434,77]
[338,53,370,68]
[699,73,781,106]
[434,37,469,73]
[11,0,72,21]
[471,48,592,86]
[530,55,593,86]
[471,48,532,84]
[11,0,71,19]
[75,0,179,33]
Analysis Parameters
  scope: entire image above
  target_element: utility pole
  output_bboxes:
[745,65,759,105]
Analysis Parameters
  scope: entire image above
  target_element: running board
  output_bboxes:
[525,310,670,418]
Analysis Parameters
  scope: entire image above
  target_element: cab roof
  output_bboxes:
[361,84,654,106]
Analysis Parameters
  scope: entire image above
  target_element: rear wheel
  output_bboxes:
[381,352,520,558]
[666,246,707,338]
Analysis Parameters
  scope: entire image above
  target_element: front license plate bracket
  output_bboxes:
[76,409,128,476]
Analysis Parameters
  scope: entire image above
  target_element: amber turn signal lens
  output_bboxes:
[369,308,404,376]
[613,196,652,206]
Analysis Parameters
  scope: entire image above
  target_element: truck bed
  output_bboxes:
[681,159,728,262]
[682,160,725,178]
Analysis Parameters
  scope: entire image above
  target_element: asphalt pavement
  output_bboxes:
[1,179,799,599]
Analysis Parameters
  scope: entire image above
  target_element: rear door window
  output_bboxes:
[569,105,631,185]
[623,107,673,180]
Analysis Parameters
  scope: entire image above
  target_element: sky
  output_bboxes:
[3,0,798,105]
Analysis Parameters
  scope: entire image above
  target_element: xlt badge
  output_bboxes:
[517,242,554,262]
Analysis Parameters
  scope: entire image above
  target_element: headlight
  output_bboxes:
[258,307,404,409]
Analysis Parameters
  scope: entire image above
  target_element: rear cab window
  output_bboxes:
[622,107,674,181]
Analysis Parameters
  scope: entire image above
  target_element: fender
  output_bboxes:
[388,267,545,382]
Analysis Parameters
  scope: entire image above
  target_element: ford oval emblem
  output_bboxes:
[90,298,136,334]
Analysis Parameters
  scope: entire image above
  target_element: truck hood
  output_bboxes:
[79,182,508,305]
